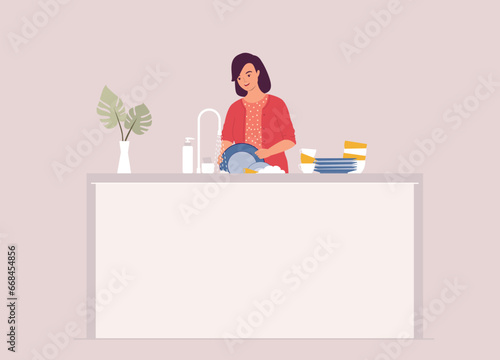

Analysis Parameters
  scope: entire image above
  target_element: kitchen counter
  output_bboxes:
[87,173,423,339]
[87,172,421,183]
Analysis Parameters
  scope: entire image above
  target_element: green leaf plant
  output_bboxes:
[96,86,152,141]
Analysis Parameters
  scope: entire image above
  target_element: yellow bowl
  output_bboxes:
[344,141,367,149]
[343,153,366,160]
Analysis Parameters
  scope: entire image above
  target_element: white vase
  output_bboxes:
[117,141,131,174]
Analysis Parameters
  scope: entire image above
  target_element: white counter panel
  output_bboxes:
[94,181,415,338]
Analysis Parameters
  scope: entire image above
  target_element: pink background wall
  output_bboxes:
[0,0,498,359]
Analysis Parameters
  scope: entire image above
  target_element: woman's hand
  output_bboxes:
[255,140,295,159]
[255,148,273,159]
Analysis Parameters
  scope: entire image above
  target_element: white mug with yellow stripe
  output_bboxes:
[344,141,367,173]
[300,148,316,164]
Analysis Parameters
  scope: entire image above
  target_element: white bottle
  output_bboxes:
[182,137,195,174]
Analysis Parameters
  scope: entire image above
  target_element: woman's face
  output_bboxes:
[237,63,260,92]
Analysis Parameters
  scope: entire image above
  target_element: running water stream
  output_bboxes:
[213,134,222,173]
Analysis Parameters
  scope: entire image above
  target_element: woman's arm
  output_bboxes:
[256,97,296,159]
[255,139,295,159]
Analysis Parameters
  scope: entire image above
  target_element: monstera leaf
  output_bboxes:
[96,86,126,129]
[124,104,152,139]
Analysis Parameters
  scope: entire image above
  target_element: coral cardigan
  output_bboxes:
[221,94,296,173]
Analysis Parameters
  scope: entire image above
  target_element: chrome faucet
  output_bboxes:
[197,108,222,174]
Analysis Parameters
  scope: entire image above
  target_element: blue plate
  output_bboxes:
[315,169,356,174]
[315,161,356,166]
[248,162,270,171]
[315,164,357,168]
[315,169,356,172]
[220,143,264,173]
[315,157,356,161]
[228,152,256,173]
[315,160,356,164]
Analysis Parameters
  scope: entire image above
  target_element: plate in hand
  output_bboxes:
[219,143,264,173]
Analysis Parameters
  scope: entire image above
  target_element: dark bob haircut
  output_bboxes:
[231,53,271,97]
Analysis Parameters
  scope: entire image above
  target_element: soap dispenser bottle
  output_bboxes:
[182,137,195,173]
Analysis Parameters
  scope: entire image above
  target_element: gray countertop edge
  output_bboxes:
[87,173,423,184]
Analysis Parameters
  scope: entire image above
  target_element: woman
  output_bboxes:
[220,53,296,173]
